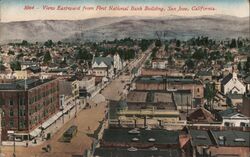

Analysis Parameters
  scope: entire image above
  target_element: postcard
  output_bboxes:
[0,0,249,157]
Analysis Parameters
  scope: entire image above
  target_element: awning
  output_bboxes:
[63,104,75,114]
[41,116,56,129]
[29,128,41,137]
[41,112,64,129]
[56,112,63,118]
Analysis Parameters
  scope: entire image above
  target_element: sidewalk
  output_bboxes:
[2,79,111,147]
[2,99,85,147]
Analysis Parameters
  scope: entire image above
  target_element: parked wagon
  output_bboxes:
[62,125,78,142]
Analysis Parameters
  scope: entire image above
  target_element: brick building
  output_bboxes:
[0,78,59,141]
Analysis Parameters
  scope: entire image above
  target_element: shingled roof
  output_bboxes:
[188,107,216,123]
[221,73,233,85]
[93,57,114,67]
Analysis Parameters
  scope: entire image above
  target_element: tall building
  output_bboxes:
[0,78,59,141]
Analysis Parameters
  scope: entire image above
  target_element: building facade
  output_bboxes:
[92,57,114,77]
[113,53,123,73]
[241,94,250,117]
[0,79,59,141]
[221,72,246,95]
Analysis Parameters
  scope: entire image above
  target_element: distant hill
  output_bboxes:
[0,15,249,43]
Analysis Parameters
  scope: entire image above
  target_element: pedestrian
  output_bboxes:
[88,126,91,131]
[47,144,51,152]
[26,141,28,147]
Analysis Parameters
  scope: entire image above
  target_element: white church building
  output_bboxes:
[221,72,246,95]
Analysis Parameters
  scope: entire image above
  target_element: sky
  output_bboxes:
[0,0,249,22]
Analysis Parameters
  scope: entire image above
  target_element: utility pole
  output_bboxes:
[13,132,16,157]
[75,96,77,118]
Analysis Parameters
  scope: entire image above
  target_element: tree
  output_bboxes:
[43,51,52,64]
[21,40,28,46]
[155,40,162,47]
[139,39,151,51]
[185,59,195,69]
[204,83,216,109]
[57,41,62,45]
[244,57,250,72]
[176,40,181,47]
[17,52,24,59]
[192,48,206,60]
[151,47,158,58]
[8,50,15,55]
[44,40,54,47]
[144,60,150,67]
[168,55,174,65]
[10,61,21,71]
[209,51,220,60]
[225,51,234,63]
[76,48,93,61]
[230,39,237,48]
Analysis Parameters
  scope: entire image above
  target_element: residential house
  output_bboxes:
[151,58,167,69]
[13,71,28,80]
[227,93,243,106]
[20,61,38,70]
[196,70,212,82]
[218,108,250,127]
[187,107,216,124]
[92,57,114,78]
[212,91,229,111]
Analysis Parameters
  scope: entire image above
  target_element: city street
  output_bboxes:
[0,75,130,157]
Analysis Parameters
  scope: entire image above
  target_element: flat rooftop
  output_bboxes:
[190,129,250,147]
[135,76,202,85]
[94,148,181,157]
[190,129,213,146]
[102,128,179,145]
[0,79,55,91]
[212,130,250,147]
[127,90,174,104]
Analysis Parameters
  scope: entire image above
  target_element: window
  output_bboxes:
[19,120,26,129]
[2,119,5,127]
[10,108,14,117]
[0,98,4,106]
[224,122,230,126]
[9,119,14,128]
[197,88,200,93]
[9,99,14,106]
[240,122,246,127]
[19,97,25,106]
